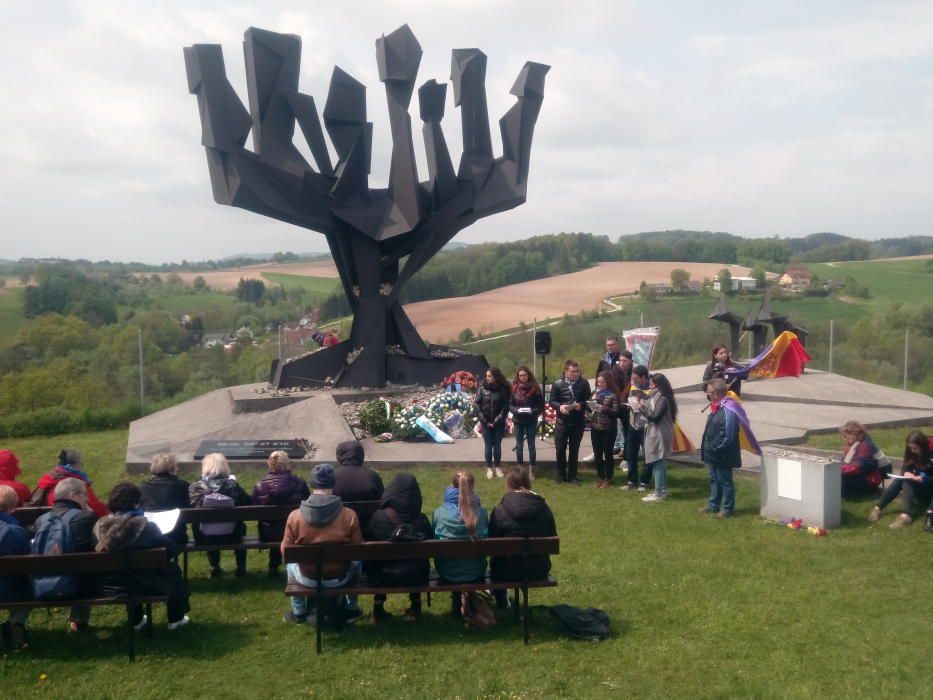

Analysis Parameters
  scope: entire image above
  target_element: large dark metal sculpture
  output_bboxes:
[707,294,743,357]
[184,26,549,387]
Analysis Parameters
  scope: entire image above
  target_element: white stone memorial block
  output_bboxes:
[760,447,841,528]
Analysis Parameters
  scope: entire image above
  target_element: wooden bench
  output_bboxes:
[0,548,169,661]
[284,536,560,653]
[179,502,380,579]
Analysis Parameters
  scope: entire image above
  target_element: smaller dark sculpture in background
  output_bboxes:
[709,290,808,358]
[185,26,549,388]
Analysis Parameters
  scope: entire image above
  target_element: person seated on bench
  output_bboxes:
[0,485,31,650]
[489,465,557,606]
[365,473,433,622]
[839,421,883,498]
[188,453,252,578]
[868,430,933,529]
[0,451,31,508]
[31,449,109,518]
[252,450,309,578]
[93,482,191,630]
[281,464,363,625]
[41,478,100,632]
[334,440,384,506]
[432,470,489,618]
[138,453,190,549]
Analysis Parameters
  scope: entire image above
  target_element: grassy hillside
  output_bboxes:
[0,288,25,335]
[1,429,929,698]
[808,258,933,309]
[261,271,340,296]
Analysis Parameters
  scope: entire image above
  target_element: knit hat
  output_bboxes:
[310,463,336,489]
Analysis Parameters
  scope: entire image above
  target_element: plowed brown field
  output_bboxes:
[404,262,752,343]
[174,260,339,289]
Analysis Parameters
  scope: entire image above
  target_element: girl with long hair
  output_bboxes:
[475,367,511,479]
[839,421,883,498]
[638,373,678,502]
[432,471,489,617]
[702,345,742,396]
[589,370,620,487]
[509,365,544,479]
[868,430,933,528]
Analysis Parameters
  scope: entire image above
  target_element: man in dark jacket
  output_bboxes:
[548,360,592,484]
[334,440,384,503]
[698,379,741,518]
[46,478,99,631]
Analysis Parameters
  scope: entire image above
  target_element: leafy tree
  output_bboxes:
[751,266,767,288]
[192,276,208,291]
[670,268,690,293]
[717,268,733,294]
[235,278,266,303]
[458,328,474,343]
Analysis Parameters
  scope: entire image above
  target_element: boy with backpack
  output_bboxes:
[31,478,99,631]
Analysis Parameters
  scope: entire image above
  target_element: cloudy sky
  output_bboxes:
[2,1,932,263]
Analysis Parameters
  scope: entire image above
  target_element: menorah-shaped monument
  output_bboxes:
[184,25,549,387]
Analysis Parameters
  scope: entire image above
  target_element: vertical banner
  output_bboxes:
[623,326,661,369]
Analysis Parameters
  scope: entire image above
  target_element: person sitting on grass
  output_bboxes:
[0,484,31,651]
[93,482,191,631]
[281,464,363,625]
[868,430,933,529]
[188,453,252,578]
[31,449,109,517]
[839,421,884,498]
[0,451,31,508]
[488,466,556,608]
[138,453,190,549]
[433,470,489,619]
[365,473,433,622]
[252,450,309,578]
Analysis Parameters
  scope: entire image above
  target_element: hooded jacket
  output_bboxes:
[334,441,384,505]
[489,490,557,581]
[365,473,433,584]
[252,469,310,542]
[474,380,510,426]
[281,494,362,579]
[588,388,620,432]
[189,474,252,540]
[0,512,31,601]
[35,465,109,518]
[94,512,178,558]
[432,487,489,583]
[0,451,30,507]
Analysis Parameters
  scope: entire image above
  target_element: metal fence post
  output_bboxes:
[828,319,834,374]
[904,329,909,390]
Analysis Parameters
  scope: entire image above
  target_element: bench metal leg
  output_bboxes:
[126,604,136,662]
[146,602,153,637]
[316,597,323,655]
[522,586,530,645]
[513,587,520,624]
[183,551,188,581]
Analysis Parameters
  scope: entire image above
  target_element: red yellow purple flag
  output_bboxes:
[726,331,812,381]
[671,421,696,453]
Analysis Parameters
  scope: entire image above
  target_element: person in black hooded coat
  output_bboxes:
[365,473,433,621]
[334,440,384,504]
[489,465,557,582]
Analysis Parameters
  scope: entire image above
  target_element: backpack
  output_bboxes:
[460,591,497,630]
[199,491,236,536]
[31,508,82,600]
[535,604,611,641]
[389,523,426,542]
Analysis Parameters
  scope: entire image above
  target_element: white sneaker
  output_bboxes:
[486,468,494,480]
[133,614,148,631]
[167,615,190,630]
[637,485,647,492]
[495,467,504,478]
[618,460,628,470]
[582,453,596,463]
[642,493,666,502]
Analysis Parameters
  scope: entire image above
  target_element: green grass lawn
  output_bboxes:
[0,288,26,336]
[261,272,340,297]
[2,430,931,698]
[808,259,933,310]
[149,290,238,317]
[803,423,933,456]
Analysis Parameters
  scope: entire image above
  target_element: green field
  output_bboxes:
[261,271,340,296]
[0,288,25,335]
[808,258,933,309]
[149,290,238,317]
[1,429,930,698]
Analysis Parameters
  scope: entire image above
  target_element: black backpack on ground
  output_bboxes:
[533,604,611,641]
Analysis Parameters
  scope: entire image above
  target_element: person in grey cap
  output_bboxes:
[280,464,363,624]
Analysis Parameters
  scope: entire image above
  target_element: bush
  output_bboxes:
[0,403,145,438]
[358,399,392,435]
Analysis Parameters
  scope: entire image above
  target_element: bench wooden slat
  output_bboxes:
[0,549,169,576]
[11,506,51,527]
[285,574,558,597]
[283,537,560,564]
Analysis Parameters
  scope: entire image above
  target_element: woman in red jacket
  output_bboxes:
[0,451,31,507]
[31,449,109,517]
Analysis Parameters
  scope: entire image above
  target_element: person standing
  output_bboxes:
[622,365,651,491]
[588,371,620,488]
[548,360,592,485]
[475,367,511,479]
[702,345,742,397]
[509,366,544,480]
[638,373,677,502]
[586,340,632,462]
[698,379,740,518]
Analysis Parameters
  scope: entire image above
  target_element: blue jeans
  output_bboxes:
[708,466,735,514]
[514,421,537,466]
[648,459,667,495]
[482,421,506,467]
[614,419,625,450]
[287,561,361,616]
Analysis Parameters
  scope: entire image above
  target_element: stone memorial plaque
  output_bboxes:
[194,439,307,460]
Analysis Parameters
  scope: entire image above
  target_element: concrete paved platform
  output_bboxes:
[126,367,933,475]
